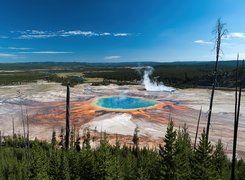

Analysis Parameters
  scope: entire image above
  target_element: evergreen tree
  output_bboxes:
[159,119,177,179]
[28,142,49,179]
[94,132,115,179]
[48,150,60,179]
[51,129,57,149]
[191,129,215,179]
[212,139,229,179]
[114,134,122,179]
[237,159,245,180]
[175,124,192,179]
[67,150,79,179]
[121,150,137,179]
[78,149,95,179]
[57,151,70,180]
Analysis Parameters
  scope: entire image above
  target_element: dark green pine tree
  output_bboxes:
[94,132,115,179]
[78,149,95,179]
[159,119,177,179]
[48,150,60,179]
[57,151,70,180]
[121,148,137,179]
[114,134,122,180]
[28,142,49,179]
[175,124,192,179]
[191,128,215,180]
[51,129,57,149]
[237,159,245,180]
[67,150,79,179]
[212,139,229,179]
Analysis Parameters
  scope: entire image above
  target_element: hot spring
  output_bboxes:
[96,96,158,110]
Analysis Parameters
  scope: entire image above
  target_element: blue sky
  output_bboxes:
[1,0,245,63]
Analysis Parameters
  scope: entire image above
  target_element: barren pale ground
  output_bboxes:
[0,81,244,158]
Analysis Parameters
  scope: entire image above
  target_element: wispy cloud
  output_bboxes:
[104,55,121,60]
[19,51,72,54]
[101,32,111,36]
[226,32,245,39]
[14,30,56,39]
[113,33,131,37]
[0,53,24,59]
[194,40,213,44]
[11,30,132,39]
[7,47,32,50]
[61,30,98,36]
[0,53,18,58]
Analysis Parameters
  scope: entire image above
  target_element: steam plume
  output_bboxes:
[142,66,175,92]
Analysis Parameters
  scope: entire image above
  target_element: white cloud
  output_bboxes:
[0,53,25,59]
[222,53,245,60]
[113,33,130,37]
[14,30,56,39]
[100,32,111,36]
[8,47,32,50]
[61,31,98,36]
[19,51,72,54]
[11,30,132,39]
[18,34,56,39]
[0,53,17,58]
[194,40,213,44]
[226,32,245,39]
[104,56,121,60]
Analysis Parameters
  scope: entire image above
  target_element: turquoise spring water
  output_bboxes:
[96,96,158,110]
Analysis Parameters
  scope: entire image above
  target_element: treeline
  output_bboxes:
[0,70,84,87]
[45,75,84,87]
[0,61,244,88]
[0,71,46,85]
[83,64,244,88]
[1,121,245,179]
[84,68,140,83]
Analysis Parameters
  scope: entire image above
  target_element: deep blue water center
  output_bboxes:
[96,96,157,110]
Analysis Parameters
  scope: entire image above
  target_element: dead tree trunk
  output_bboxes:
[194,107,202,149]
[65,83,70,150]
[26,109,30,161]
[0,130,1,148]
[231,59,244,180]
[206,19,226,140]
[12,117,15,137]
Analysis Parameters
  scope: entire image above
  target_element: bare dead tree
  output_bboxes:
[194,106,202,149]
[0,130,1,148]
[65,83,70,150]
[231,58,244,180]
[206,18,227,140]
[25,108,30,161]
[18,90,26,140]
[12,116,15,138]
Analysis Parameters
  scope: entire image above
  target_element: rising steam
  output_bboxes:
[142,66,175,92]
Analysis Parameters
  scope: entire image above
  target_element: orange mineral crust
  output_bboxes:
[31,97,187,128]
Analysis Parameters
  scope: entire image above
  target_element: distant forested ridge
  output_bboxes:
[0,61,244,88]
